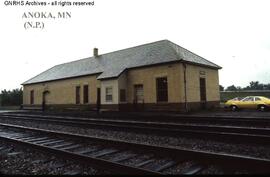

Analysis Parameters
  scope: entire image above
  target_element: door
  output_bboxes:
[240,96,255,109]
[75,86,80,104]
[134,84,144,110]
[199,78,206,109]
[96,88,101,110]
[42,90,50,111]
[134,84,144,103]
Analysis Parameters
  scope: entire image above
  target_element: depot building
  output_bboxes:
[22,40,222,112]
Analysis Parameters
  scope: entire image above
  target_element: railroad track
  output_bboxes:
[0,122,270,174]
[3,112,270,126]
[1,113,270,145]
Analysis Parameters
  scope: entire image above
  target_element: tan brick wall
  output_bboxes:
[184,64,220,102]
[23,75,100,105]
[126,63,182,103]
[125,63,219,104]
[23,62,220,107]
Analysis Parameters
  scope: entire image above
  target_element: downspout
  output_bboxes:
[183,63,188,112]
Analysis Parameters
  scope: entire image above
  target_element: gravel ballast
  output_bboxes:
[0,141,106,175]
[0,115,269,174]
[0,118,269,159]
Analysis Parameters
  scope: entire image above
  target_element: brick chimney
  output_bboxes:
[93,48,98,57]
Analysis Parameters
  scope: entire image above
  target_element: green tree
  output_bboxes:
[225,85,238,91]
[0,88,23,106]
[244,81,264,90]
[219,85,224,91]
[265,83,270,90]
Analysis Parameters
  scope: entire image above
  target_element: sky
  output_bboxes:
[0,0,270,91]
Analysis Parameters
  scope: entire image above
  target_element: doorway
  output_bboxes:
[96,88,101,111]
[134,84,144,110]
[199,78,206,109]
[42,90,50,111]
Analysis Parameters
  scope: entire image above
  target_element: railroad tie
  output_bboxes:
[32,139,56,144]
[50,142,74,149]
[9,134,25,139]
[73,148,99,155]
[60,144,82,151]
[135,159,155,168]
[26,137,49,143]
[39,140,65,146]
[182,163,204,175]
[11,135,32,140]
[18,136,38,141]
[153,160,177,172]
[91,149,119,158]
[112,154,137,163]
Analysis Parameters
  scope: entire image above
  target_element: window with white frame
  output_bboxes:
[106,87,113,102]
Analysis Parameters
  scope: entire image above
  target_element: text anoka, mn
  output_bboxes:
[22,12,71,19]
[22,12,71,29]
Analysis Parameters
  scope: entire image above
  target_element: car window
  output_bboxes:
[242,97,253,101]
[255,97,261,101]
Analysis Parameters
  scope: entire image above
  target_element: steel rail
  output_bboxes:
[0,122,270,174]
[1,114,270,145]
[3,112,270,130]
[0,126,161,175]
[3,112,270,122]
[2,113,270,134]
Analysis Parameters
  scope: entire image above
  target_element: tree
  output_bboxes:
[264,83,270,90]
[224,81,270,91]
[243,81,264,90]
[0,88,23,106]
[219,85,224,91]
[225,85,238,91]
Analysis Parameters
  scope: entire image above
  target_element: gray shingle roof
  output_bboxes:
[22,40,221,85]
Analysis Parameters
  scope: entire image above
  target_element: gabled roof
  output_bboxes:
[22,40,221,85]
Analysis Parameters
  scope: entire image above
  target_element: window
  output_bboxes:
[76,86,80,104]
[255,97,261,101]
[242,97,253,102]
[134,84,144,103]
[106,87,113,102]
[83,85,89,104]
[156,77,168,102]
[30,90,34,104]
[120,89,126,102]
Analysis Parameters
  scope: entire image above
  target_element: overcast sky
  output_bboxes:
[0,0,269,91]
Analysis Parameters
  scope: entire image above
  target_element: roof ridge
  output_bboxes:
[54,56,92,66]
[48,39,170,68]
[167,40,221,68]
[22,39,221,85]
[92,39,170,58]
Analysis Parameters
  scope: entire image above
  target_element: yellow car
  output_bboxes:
[225,96,270,111]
